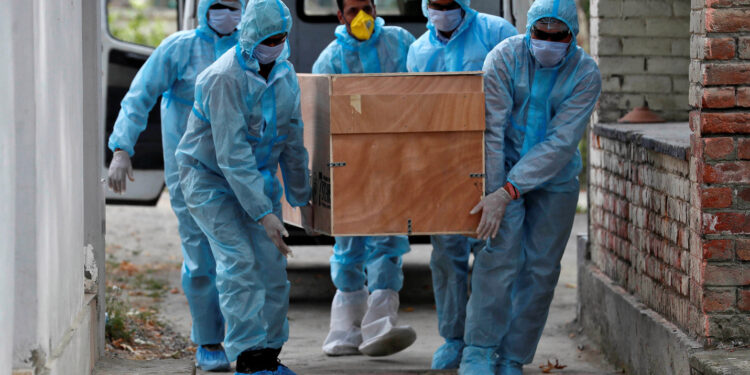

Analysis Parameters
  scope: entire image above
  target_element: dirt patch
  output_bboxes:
[105,259,195,360]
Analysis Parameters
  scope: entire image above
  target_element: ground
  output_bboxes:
[96,191,620,374]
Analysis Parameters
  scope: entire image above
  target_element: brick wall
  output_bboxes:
[591,0,691,123]
[589,125,700,335]
[689,0,750,344]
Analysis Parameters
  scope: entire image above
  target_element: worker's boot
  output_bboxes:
[322,287,368,356]
[358,289,416,356]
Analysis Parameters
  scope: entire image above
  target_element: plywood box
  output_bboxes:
[280,72,485,236]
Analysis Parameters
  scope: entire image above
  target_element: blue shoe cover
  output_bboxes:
[458,346,500,375]
[431,339,464,369]
[234,371,274,375]
[196,345,231,372]
[274,364,297,375]
[498,359,523,375]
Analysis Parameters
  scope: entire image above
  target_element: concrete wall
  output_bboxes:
[0,0,103,373]
[590,0,691,123]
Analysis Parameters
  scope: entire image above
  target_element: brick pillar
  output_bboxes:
[689,0,750,345]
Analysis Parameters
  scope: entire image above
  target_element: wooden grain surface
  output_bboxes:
[330,131,484,235]
[330,92,485,134]
[330,73,483,96]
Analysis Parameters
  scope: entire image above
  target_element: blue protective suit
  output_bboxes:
[312,18,413,293]
[405,0,516,364]
[312,17,415,74]
[406,0,517,72]
[175,0,311,361]
[107,0,245,347]
[461,0,601,370]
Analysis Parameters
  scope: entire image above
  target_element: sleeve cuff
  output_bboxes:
[253,209,273,222]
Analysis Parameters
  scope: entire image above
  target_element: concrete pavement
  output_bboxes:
[96,192,619,374]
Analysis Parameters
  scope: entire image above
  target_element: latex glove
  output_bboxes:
[470,188,512,240]
[108,150,134,194]
[260,213,292,257]
[300,204,317,236]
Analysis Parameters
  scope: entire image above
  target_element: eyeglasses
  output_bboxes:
[261,33,288,46]
[531,26,570,42]
[427,1,461,11]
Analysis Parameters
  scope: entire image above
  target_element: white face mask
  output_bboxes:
[253,43,285,64]
[428,8,463,32]
[208,8,242,35]
[530,39,569,67]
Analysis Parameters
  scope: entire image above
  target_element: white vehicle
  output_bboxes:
[101,0,528,206]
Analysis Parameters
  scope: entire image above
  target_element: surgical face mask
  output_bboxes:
[428,8,463,32]
[253,43,285,64]
[208,8,242,35]
[348,10,375,41]
[530,38,569,67]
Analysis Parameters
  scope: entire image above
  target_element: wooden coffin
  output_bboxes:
[280,72,485,236]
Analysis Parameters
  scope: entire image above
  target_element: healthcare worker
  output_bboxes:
[462,0,601,373]
[312,0,417,358]
[175,0,312,372]
[106,0,244,371]
[406,0,516,369]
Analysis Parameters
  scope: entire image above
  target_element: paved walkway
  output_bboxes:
[96,192,618,374]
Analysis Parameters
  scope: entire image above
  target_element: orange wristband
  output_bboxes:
[503,182,519,200]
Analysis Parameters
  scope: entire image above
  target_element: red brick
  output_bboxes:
[703,239,734,260]
[703,263,750,286]
[738,188,750,206]
[740,37,750,60]
[703,137,735,159]
[705,38,736,60]
[738,87,750,108]
[738,239,750,261]
[701,113,750,134]
[706,8,750,33]
[707,0,750,7]
[738,139,750,159]
[703,63,750,86]
[703,288,735,312]
[701,187,733,208]
[702,87,736,108]
[739,289,750,311]
[703,212,750,234]
[703,161,750,183]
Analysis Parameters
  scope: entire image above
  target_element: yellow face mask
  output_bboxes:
[349,10,375,41]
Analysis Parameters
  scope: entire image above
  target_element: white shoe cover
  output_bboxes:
[358,289,417,357]
[322,288,368,356]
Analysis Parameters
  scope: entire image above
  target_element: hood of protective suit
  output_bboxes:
[197,0,246,36]
[420,0,476,41]
[239,0,293,55]
[525,0,579,37]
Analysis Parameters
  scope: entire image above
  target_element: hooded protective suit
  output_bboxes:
[312,17,415,74]
[461,0,601,372]
[107,0,245,349]
[176,0,310,362]
[405,0,516,369]
[406,0,517,72]
[312,15,416,357]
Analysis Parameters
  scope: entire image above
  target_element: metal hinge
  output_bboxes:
[470,173,485,178]
[407,219,413,235]
[328,162,347,167]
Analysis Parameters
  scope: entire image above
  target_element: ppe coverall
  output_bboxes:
[460,0,601,372]
[175,0,311,362]
[312,17,416,357]
[406,0,516,369]
[107,0,245,351]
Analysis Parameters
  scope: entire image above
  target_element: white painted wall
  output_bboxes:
[0,1,17,373]
[1,0,103,373]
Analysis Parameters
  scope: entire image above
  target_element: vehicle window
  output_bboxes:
[107,0,179,48]
[301,0,422,19]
